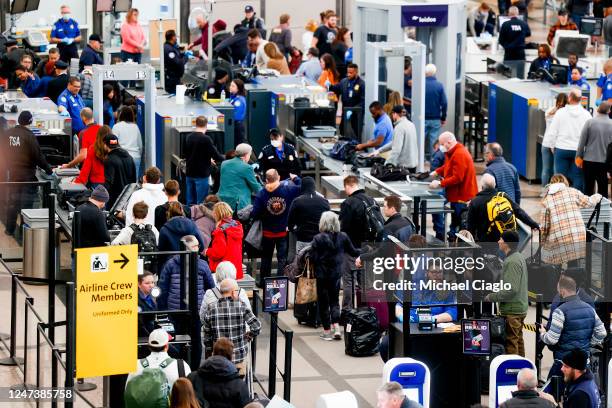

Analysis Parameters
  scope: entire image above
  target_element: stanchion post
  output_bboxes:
[48,194,57,344]
[283,330,293,402]
[0,274,22,365]
[65,282,75,408]
[252,291,259,374]
[268,312,278,397]
[188,249,199,366]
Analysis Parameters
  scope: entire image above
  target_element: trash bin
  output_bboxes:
[21,209,55,279]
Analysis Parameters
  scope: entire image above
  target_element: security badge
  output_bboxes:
[169,52,176,59]
[289,155,294,161]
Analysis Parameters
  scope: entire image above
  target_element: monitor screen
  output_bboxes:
[97,0,114,12]
[114,0,132,12]
[549,64,569,85]
[263,277,289,313]
[10,0,28,14]
[462,319,491,355]
[580,18,603,36]
[25,0,39,12]
[498,385,518,404]
[556,36,588,58]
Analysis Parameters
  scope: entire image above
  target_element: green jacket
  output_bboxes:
[488,251,528,316]
[217,157,262,211]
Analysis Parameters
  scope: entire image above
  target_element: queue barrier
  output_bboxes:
[251,290,294,402]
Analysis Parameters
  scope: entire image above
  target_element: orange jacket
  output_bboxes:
[435,143,478,203]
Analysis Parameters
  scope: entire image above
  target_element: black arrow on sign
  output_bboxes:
[114,253,129,269]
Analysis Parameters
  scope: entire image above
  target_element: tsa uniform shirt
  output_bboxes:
[372,113,394,146]
[51,18,80,40]
[230,95,246,121]
[57,89,86,134]
[597,74,612,101]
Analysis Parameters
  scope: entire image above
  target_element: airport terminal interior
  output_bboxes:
[1,0,612,407]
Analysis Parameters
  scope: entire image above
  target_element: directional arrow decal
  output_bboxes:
[113,253,129,269]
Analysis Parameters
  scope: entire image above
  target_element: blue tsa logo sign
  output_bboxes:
[91,253,109,273]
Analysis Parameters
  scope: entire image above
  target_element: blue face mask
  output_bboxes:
[62,13,70,21]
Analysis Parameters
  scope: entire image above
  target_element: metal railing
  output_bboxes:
[251,290,294,402]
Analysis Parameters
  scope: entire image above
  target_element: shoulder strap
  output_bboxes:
[177,359,185,378]
[140,358,149,368]
[129,224,139,233]
[159,357,175,369]
[212,287,222,299]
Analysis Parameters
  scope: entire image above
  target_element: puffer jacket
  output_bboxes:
[206,218,244,277]
[191,203,216,250]
[157,255,215,311]
[188,355,251,408]
[158,216,204,265]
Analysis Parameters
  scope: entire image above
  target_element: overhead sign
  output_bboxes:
[401,5,449,27]
[75,245,138,378]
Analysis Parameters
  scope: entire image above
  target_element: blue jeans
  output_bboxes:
[449,202,468,238]
[554,148,584,192]
[424,119,442,160]
[541,146,554,186]
[186,177,209,206]
[133,157,142,181]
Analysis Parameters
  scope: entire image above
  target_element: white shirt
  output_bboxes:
[543,104,592,151]
[125,183,167,226]
[126,351,191,388]
[301,31,314,56]
[111,222,159,246]
[255,40,269,70]
[112,121,143,161]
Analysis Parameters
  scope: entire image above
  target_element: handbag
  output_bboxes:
[295,258,317,304]
[244,219,263,251]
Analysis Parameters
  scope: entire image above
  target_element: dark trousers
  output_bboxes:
[583,160,608,198]
[340,107,363,140]
[449,202,468,239]
[58,43,78,63]
[259,236,288,287]
[121,51,142,87]
[234,121,246,147]
[474,20,495,36]
[317,277,341,330]
[342,255,359,312]
[5,184,37,235]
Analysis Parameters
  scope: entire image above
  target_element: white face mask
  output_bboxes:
[62,13,71,21]
[439,144,448,153]
[271,140,282,148]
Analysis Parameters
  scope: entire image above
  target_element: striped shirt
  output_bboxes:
[540,306,606,346]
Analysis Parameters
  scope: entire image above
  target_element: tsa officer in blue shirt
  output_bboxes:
[229,78,247,146]
[355,101,393,151]
[597,60,612,107]
[50,5,81,63]
[569,68,590,91]
[57,76,86,135]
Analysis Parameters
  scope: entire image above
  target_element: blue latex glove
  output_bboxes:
[59,110,70,117]
[184,50,194,59]
[595,98,602,107]
[324,80,331,89]
[346,110,352,120]
[62,37,73,45]
[250,163,259,171]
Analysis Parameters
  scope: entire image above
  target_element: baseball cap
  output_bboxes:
[18,110,33,126]
[148,329,170,347]
[54,60,69,69]
[89,34,104,43]
[103,133,119,148]
[245,5,254,12]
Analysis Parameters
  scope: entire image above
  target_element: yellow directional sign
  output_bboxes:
[75,245,138,378]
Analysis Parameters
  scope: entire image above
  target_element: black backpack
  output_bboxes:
[358,196,385,243]
[130,224,158,253]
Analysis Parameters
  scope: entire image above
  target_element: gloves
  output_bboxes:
[62,37,73,45]
[250,163,259,171]
[184,50,194,59]
[345,110,352,120]
[324,80,331,89]
[59,109,70,117]
[595,98,602,107]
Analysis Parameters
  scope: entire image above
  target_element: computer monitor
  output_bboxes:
[549,64,569,85]
[10,0,28,14]
[461,319,491,356]
[263,277,289,313]
[553,30,590,58]
[114,0,132,12]
[25,0,39,12]
[580,17,603,36]
[97,0,114,12]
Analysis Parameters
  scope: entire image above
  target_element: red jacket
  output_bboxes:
[206,218,244,278]
[435,143,478,203]
[75,145,104,185]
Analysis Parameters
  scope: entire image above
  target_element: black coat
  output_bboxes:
[1,125,52,181]
[214,27,248,64]
[79,44,103,71]
[287,177,330,242]
[500,390,556,408]
[339,189,374,248]
[184,131,224,178]
[467,188,539,242]
[188,355,251,408]
[310,231,359,279]
[76,201,110,248]
[103,147,136,209]
[46,74,69,104]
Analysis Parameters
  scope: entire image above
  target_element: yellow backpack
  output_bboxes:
[486,192,517,234]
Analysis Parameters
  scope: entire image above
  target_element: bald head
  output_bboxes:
[219,278,239,297]
[568,88,582,104]
[439,132,456,145]
[517,368,538,390]
[265,169,280,184]
[481,173,497,190]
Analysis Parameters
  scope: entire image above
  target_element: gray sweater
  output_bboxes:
[380,116,418,168]
[576,115,612,163]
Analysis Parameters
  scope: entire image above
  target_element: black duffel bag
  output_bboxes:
[527,231,561,299]
[350,153,385,170]
[371,163,411,181]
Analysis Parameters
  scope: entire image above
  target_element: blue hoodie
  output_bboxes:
[158,216,204,263]
[252,178,301,236]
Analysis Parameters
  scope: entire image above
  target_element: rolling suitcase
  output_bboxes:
[293,287,320,328]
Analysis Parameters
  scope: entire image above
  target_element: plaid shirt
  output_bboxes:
[540,184,600,265]
[203,296,261,363]
[78,74,94,100]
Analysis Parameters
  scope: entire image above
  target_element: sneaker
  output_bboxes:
[319,332,333,341]
[333,324,342,340]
